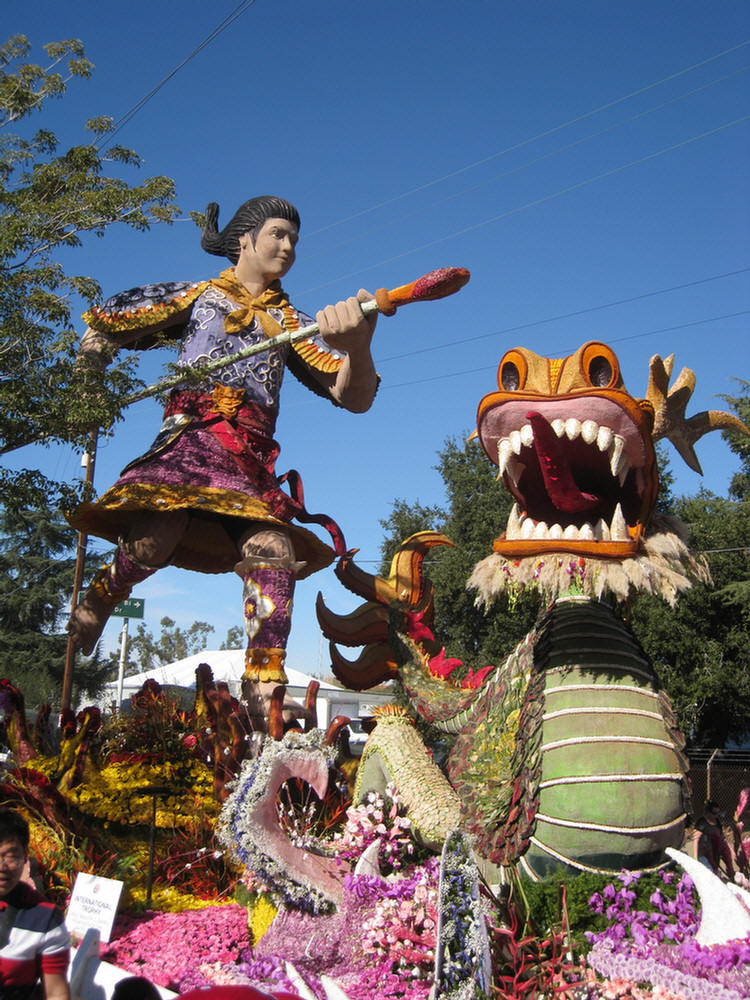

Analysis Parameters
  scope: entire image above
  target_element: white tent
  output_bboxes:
[99,648,391,728]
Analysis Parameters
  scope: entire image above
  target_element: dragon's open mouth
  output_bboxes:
[478,396,657,558]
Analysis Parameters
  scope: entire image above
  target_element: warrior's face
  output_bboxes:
[238,217,299,287]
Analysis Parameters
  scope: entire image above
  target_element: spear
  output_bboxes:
[125,266,470,405]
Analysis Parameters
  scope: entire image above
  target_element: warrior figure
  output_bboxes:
[67,195,378,727]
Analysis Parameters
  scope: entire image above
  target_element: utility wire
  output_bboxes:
[305,64,750,261]
[378,267,750,363]
[305,39,750,239]
[299,114,750,296]
[383,309,750,392]
[98,0,258,150]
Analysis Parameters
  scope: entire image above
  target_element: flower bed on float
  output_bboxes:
[0,675,749,999]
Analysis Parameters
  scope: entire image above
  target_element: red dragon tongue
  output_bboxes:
[526,411,600,514]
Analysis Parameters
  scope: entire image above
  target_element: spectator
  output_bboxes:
[0,808,70,999]
[112,975,162,1000]
[697,799,735,879]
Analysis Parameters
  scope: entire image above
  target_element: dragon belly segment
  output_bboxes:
[520,596,688,879]
[318,341,750,880]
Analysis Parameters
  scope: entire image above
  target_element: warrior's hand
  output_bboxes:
[316,288,377,357]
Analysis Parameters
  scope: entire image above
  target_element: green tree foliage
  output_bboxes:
[628,385,750,747]
[220,624,244,649]
[380,400,750,746]
[0,504,112,708]
[0,35,180,508]
[722,379,750,502]
[127,617,215,674]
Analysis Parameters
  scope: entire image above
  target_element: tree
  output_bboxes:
[127,617,216,674]
[0,503,113,708]
[722,379,750,502]
[628,489,750,747]
[220,625,244,650]
[0,35,180,508]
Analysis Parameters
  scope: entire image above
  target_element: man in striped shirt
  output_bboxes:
[0,810,70,1000]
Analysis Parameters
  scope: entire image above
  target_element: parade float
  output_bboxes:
[2,340,750,999]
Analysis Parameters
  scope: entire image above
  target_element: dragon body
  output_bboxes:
[317,342,749,879]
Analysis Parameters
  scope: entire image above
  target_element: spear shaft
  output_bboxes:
[125,266,470,405]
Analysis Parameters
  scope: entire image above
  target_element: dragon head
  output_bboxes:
[476,341,658,558]
[476,342,749,564]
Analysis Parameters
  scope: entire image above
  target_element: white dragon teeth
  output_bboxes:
[520,423,534,447]
[503,505,631,543]
[581,419,598,444]
[610,503,628,541]
[564,418,581,441]
[497,440,525,487]
[596,425,613,452]
[507,503,523,537]
[609,434,628,481]
[497,418,632,487]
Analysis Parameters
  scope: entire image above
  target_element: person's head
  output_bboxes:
[201,196,301,265]
[704,800,722,824]
[0,809,29,898]
[112,976,162,1000]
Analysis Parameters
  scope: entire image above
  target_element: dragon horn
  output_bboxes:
[329,641,400,690]
[334,532,453,606]
[647,354,750,473]
[315,594,390,647]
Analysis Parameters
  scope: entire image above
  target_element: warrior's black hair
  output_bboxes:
[200,196,301,264]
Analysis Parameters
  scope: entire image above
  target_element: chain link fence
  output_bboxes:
[687,748,750,824]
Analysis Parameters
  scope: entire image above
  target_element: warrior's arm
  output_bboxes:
[312,289,378,412]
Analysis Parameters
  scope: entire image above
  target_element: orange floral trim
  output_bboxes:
[83,283,208,333]
[243,647,288,683]
[286,304,345,375]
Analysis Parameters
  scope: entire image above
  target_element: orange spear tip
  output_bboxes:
[375,266,470,314]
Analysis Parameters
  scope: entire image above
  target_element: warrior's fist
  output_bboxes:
[316,288,376,356]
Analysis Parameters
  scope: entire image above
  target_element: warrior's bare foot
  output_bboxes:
[67,587,113,655]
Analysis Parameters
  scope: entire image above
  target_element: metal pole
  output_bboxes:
[61,429,98,714]
[116,617,129,709]
[707,747,719,801]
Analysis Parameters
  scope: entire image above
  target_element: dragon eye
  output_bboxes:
[497,349,528,392]
[581,342,620,389]
[501,362,520,391]
[588,355,613,387]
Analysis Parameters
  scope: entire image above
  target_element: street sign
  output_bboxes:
[111,597,145,619]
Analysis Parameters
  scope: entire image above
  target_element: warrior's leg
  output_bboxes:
[68,510,189,655]
[236,526,306,733]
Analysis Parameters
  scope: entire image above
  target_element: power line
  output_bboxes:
[379,267,750,363]
[299,114,750,295]
[99,1,258,149]
[382,309,750,391]
[304,39,750,239]
[305,64,750,261]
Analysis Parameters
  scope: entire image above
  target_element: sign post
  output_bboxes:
[111,598,145,709]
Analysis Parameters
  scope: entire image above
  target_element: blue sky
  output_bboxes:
[5,1,749,673]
